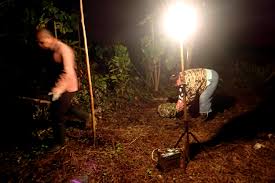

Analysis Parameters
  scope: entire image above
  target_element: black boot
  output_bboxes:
[49,123,66,153]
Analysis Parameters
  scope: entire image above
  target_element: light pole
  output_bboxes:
[163,1,198,120]
[163,0,200,169]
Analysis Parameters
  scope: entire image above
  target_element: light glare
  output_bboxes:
[163,2,198,42]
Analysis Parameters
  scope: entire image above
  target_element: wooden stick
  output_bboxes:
[80,0,97,146]
[17,96,51,104]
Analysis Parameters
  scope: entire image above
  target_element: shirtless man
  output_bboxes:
[36,28,88,152]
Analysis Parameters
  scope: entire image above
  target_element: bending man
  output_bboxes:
[176,68,219,121]
[36,28,90,152]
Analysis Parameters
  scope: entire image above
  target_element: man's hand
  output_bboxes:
[176,99,184,112]
[48,92,61,101]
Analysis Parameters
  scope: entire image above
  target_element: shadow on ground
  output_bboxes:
[186,93,236,118]
[0,96,39,150]
[0,95,87,151]
[190,92,275,159]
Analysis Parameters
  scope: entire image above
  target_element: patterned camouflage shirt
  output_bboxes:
[157,68,208,118]
[182,68,207,105]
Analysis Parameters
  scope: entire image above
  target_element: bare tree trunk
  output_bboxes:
[157,60,160,90]
[151,18,161,92]
[154,61,157,91]
[154,59,160,92]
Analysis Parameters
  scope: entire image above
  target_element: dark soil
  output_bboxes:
[0,88,275,183]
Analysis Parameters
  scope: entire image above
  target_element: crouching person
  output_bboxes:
[158,68,219,121]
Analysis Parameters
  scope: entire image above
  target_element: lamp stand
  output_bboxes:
[174,42,205,170]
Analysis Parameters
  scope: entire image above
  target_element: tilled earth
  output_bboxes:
[0,91,275,183]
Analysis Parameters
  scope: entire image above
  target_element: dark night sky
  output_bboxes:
[1,0,274,97]
[76,0,275,47]
[1,0,274,47]
[2,0,274,47]
[54,0,275,47]
[223,0,275,46]
[83,0,152,42]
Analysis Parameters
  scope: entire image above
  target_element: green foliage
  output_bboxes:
[146,168,153,178]
[73,83,90,111]
[138,8,182,93]
[23,7,37,26]
[140,35,164,63]
[75,43,134,110]
[114,143,124,154]
[232,60,273,89]
[108,44,132,96]
[10,0,140,111]
[93,45,110,60]
[11,0,79,46]
[37,0,78,36]
[157,103,177,118]
[140,33,168,92]
[92,74,109,108]
[32,104,50,121]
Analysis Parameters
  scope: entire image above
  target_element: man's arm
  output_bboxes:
[51,46,75,95]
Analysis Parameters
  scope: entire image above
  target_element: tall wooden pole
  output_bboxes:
[80,0,97,146]
[180,41,187,121]
[186,45,192,69]
[180,41,190,166]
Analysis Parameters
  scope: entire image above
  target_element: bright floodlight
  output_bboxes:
[163,2,198,42]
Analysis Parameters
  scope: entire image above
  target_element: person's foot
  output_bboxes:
[200,112,215,121]
[200,113,209,121]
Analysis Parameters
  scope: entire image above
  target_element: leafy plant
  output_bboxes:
[108,44,132,96]
[37,0,78,37]
[140,31,174,93]
[92,74,109,107]
[74,43,134,110]
[139,12,168,92]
